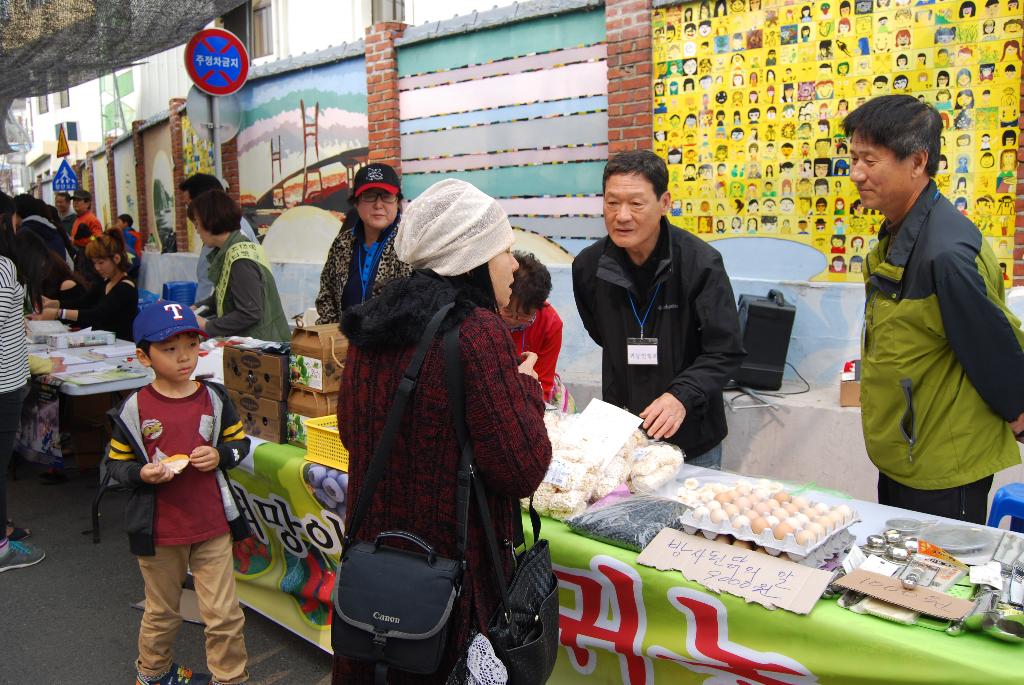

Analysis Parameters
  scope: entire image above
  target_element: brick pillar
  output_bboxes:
[85,158,95,196]
[222,137,240,205]
[365,22,406,172]
[132,120,149,247]
[605,0,653,155]
[105,136,118,219]
[168,98,188,251]
[1014,77,1024,287]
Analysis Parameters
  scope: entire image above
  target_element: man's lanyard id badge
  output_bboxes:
[627,337,658,365]
[627,283,662,366]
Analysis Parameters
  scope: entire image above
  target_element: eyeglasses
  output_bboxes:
[501,306,537,325]
[358,191,398,205]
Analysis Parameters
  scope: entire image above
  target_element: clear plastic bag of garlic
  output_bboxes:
[628,440,685,493]
[528,449,600,520]
[529,410,628,519]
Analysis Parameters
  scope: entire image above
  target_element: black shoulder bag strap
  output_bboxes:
[344,302,456,548]
[443,325,542,624]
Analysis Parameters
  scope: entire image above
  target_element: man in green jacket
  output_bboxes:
[846,95,1024,523]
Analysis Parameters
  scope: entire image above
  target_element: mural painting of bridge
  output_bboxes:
[237,57,368,230]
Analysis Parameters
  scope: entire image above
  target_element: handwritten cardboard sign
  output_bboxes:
[833,569,974,621]
[636,528,833,614]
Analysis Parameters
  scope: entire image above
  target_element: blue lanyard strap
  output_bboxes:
[356,233,389,302]
[628,282,663,338]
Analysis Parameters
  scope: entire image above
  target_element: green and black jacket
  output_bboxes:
[862,179,1024,490]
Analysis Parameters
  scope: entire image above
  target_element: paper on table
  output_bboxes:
[833,569,974,621]
[60,368,148,385]
[53,361,120,376]
[92,343,138,358]
[636,528,833,614]
[969,561,1004,590]
[859,555,903,577]
[50,350,98,366]
[566,399,643,469]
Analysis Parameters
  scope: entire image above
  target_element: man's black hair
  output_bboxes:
[510,251,553,312]
[178,173,224,198]
[603,150,669,197]
[119,213,134,226]
[842,94,942,176]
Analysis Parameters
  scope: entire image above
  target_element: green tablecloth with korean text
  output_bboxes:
[229,442,1023,684]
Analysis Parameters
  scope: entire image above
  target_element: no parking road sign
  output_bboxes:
[185,28,249,96]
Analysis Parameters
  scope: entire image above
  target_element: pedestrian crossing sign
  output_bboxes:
[53,159,78,192]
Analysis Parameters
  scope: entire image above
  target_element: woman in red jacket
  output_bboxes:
[500,251,564,403]
[334,179,552,684]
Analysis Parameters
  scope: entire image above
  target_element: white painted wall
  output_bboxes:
[259,0,518,62]
[135,45,194,120]
[25,80,103,174]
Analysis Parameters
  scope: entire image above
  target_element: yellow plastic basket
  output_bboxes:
[304,415,349,471]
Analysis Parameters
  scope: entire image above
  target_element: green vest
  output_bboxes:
[207,231,291,342]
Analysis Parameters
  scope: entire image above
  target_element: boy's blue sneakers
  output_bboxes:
[136,663,212,685]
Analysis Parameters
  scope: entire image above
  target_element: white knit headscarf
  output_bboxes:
[394,179,514,276]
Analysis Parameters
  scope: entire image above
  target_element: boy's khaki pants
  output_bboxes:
[136,533,249,684]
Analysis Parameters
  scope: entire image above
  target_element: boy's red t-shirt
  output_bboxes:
[137,383,229,546]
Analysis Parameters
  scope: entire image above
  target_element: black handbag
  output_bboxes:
[331,303,472,684]
[443,326,560,685]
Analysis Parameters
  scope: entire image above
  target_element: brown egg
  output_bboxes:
[807,522,826,538]
[792,496,810,509]
[773,522,794,540]
[783,502,801,515]
[796,529,817,546]
[734,496,753,510]
[715,491,735,504]
[723,502,741,517]
[772,491,791,504]
[771,507,790,521]
[750,516,770,534]
[754,501,774,515]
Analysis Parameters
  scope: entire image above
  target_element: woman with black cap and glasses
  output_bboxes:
[315,163,412,324]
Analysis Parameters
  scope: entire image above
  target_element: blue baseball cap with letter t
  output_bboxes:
[134,301,209,343]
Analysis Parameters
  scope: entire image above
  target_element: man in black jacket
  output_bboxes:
[573,151,745,468]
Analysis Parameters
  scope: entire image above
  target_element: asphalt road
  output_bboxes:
[2,464,333,684]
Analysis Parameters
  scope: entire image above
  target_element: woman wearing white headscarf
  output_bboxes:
[332,179,552,684]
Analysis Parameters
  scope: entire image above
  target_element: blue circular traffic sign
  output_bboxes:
[185,28,250,96]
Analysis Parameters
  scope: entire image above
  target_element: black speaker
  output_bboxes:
[734,290,795,390]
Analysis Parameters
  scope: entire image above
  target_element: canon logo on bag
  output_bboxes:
[373,611,400,624]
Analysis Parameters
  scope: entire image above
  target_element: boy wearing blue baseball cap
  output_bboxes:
[105,302,251,685]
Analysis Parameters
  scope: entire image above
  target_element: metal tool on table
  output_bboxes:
[947,586,999,636]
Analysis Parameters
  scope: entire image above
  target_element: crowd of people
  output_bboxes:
[1,94,1023,684]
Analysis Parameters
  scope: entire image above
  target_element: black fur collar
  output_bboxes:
[340,270,489,349]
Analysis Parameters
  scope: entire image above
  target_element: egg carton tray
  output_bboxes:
[676,511,861,562]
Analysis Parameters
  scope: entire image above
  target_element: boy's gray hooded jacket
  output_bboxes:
[104,380,252,556]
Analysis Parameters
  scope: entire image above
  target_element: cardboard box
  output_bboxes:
[840,359,861,407]
[223,345,289,400]
[286,388,339,447]
[289,324,347,393]
[227,390,287,443]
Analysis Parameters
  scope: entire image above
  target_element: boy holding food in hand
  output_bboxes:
[105,302,251,685]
